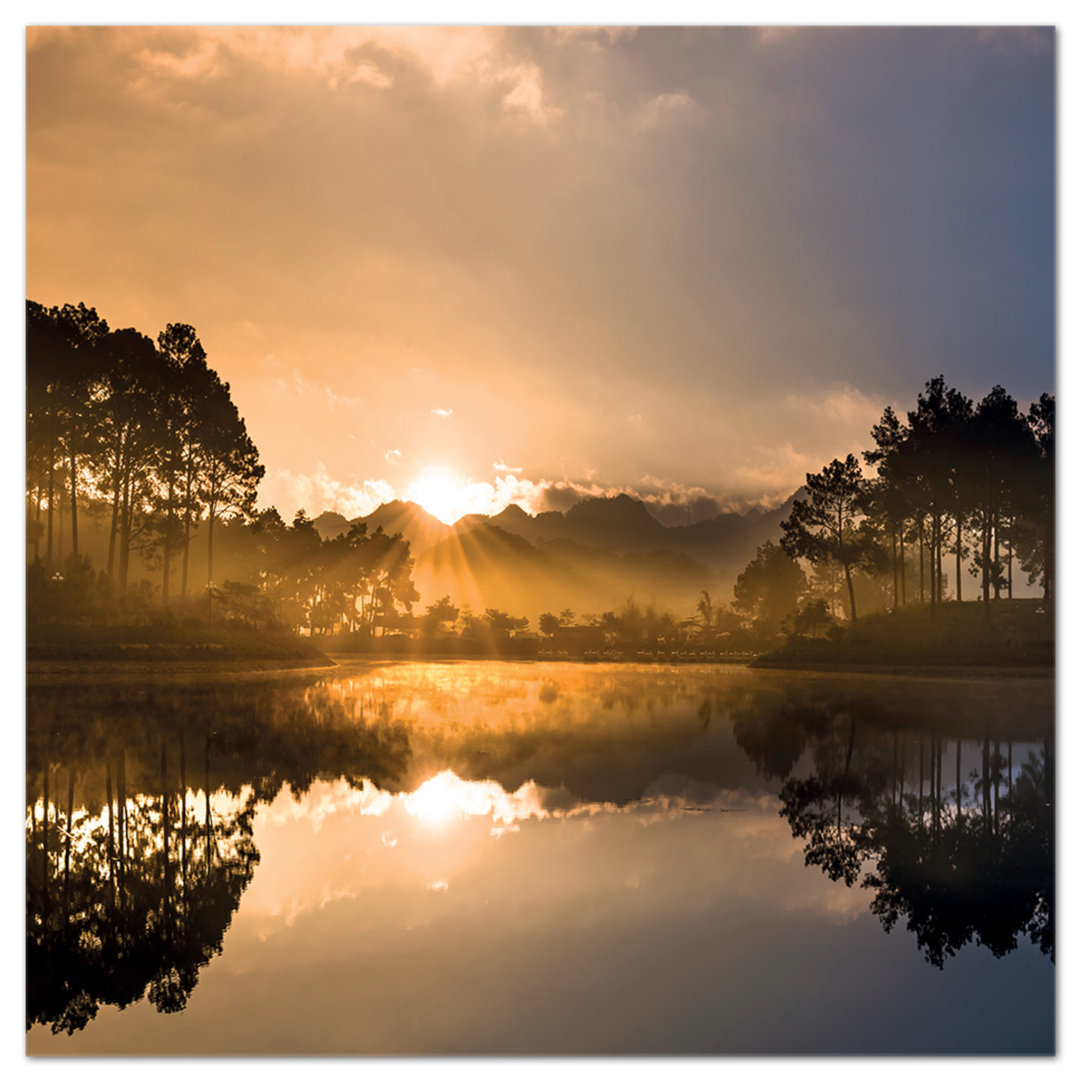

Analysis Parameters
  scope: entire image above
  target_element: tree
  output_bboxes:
[93,327,164,589]
[963,387,1037,617]
[484,609,528,635]
[197,381,264,618]
[1013,394,1054,603]
[26,301,110,567]
[733,541,807,635]
[904,378,973,611]
[782,597,836,639]
[155,324,210,603]
[781,455,869,622]
[424,596,460,634]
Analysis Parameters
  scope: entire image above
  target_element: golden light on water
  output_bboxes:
[402,769,548,828]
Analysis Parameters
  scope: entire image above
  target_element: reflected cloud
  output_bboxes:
[403,770,549,828]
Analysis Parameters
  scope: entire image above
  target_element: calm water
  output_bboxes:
[26,661,1054,1055]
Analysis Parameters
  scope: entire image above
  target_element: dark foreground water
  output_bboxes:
[26,661,1054,1054]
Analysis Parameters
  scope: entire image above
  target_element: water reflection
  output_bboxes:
[26,662,1053,1049]
[728,678,1054,968]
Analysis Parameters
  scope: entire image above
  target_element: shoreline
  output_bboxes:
[749,658,1054,680]
[24,652,1054,685]
[25,655,337,685]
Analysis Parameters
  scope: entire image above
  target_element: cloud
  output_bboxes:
[753,27,802,48]
[269,364,365,413]
[111,26,563,123]
[28,27,1052,525]
[385,449,402,465]
[259,463,394,520]
[493,459,523,474]
[635,91,698,132]
[543,27,638,48]
[501,63,562,125]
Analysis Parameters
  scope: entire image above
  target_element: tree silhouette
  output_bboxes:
[733,540,807,636]
[781,455,870,621]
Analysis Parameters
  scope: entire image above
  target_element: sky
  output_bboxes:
[25,24,1055,524]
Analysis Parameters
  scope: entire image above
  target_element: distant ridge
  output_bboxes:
[312,499,452,552]
[454,491,800,574]
[311,490,801,615]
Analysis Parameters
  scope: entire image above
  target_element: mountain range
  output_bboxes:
[312,492,799,622]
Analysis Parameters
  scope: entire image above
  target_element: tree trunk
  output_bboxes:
[181,513,192,599]
[993,515,1001,601]
[206,501,216,625]
[955,518,962,603]
[935,513,944,606]
[68,432,79,560]
[33,484,42,561]
[899,527,906,606]
[46,446,54,569]
[120,466,134,592]
[56,484,63,564]
[108,431,127,580]
[181,453,195,599]
[163,468,175,603]
[843,561,858,622]
[928,516,936,616]
[918,521,925,604]
[107,475,120,579]
[891,528,898,612]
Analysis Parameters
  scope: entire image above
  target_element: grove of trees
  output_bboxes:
[779,377,1054,624]
[25,300,424,638]
[27,301,262,604]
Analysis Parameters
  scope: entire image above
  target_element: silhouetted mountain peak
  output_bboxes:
[312,510,351,540]
[492,503,531,523]
[566,493,660,527]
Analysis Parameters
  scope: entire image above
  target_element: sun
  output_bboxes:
[405,466,471,525]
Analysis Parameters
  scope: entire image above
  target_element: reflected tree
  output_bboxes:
[735,681,1054,968]
[26,675,413,1033]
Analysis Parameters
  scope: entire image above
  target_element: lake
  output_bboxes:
[26,660,1054,1055]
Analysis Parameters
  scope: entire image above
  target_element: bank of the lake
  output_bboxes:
[26,622,333,670]
[752,599,1053,675]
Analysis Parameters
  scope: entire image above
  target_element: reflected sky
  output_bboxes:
[27,662,1054,1054]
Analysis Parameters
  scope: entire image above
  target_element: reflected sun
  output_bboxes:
[402,770,548,829]
[406,466,470,525]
